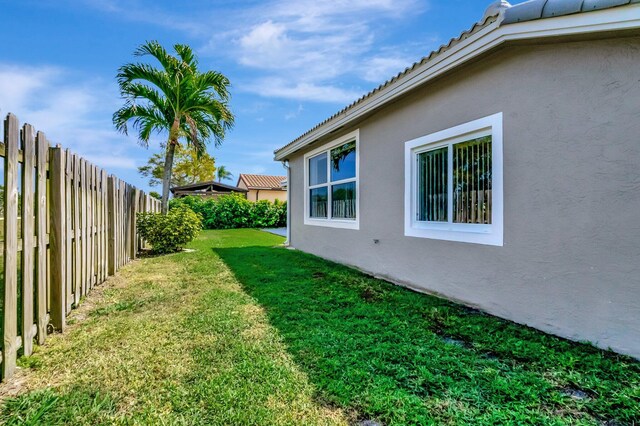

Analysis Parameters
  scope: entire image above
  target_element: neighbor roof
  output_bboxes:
[237,174,287,190]
[274,0,640,160]
[170,180,247,194]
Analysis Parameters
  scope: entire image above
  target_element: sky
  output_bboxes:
[1,0,495,192]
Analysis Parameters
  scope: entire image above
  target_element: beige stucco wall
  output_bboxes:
[287,36,640,358]
[246,189,287,202]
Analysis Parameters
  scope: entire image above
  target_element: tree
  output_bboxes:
[113,41,234,213]
[138,144,216,188]
[216,165,233,182]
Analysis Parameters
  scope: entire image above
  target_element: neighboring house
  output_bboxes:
[170,180,248,199]
[274,0,640,358]
[236,174,287,202]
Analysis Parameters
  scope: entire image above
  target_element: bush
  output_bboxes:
[250,200,280,228]
[168,194,287,229]
[207,193,253,229]
[137,205,202,254]
[272,199,287,228]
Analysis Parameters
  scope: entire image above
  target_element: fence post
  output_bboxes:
[2,114,20,380]
[49,145,66,332]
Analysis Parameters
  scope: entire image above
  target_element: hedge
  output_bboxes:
[169,194,286,230]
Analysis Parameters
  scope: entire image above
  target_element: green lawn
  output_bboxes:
[1,229,638,425]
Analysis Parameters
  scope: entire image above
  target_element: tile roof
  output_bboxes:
[238,174,287,190]
[274,0,639,158]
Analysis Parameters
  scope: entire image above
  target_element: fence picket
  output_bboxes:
[35,131,49,345]
[87,162,93,290]
[81,159,88,296]
[73,154,81,305]
[2,114,20,378]
[21,124,36,356]
[49,146,66,332]
[65,149,73,314]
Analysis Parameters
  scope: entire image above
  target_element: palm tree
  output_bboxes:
[113,41,234,213]
[216,165,233,182]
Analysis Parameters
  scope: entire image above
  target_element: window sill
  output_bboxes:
[304,218,360,230]
[405,222,502,246]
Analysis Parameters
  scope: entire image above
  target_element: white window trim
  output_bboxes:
[404,113,503,246]
[304,129,360,230]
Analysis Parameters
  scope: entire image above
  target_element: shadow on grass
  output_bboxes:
[213,244,640,425]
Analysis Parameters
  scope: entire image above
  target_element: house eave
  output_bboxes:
[273,4,640,161]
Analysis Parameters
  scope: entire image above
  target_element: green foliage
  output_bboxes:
[250,200,280,228]
[138,144,217,189]
[215,165,233,182]
[136,206,202,254]
[206,193,253,229]
[149,191,161,200]
[169,194,286,229]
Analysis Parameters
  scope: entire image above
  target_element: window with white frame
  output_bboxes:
[404,113,503,246]
[304,130,359,229]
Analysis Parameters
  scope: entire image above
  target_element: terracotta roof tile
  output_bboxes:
[238,174,286,190]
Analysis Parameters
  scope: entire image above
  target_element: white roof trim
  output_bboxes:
[274,4,640,161]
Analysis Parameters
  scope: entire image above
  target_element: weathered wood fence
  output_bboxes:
[0,113,160,383]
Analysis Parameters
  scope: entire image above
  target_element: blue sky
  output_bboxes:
[1,0,493,191]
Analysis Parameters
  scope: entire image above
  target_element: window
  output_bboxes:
[304,130,359,229]
[404,113,503,246]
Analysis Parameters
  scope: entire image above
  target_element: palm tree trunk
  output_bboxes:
[161,142,176,213]
[161,118,180,214]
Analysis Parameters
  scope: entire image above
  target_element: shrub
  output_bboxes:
[137,205,202,254]
[169,195,216,225]
[250,200,280,228]
[206,193,253,229]
[169,195,207,216]
[168,194,287,230]
[273,200,287,227]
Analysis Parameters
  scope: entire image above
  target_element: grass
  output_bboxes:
[1,229,639,425]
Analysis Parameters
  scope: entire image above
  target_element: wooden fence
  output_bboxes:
[0,113,160,383]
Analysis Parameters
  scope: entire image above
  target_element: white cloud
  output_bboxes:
[78,0,207,36]
[361,56,413,83]
[285,104,304,120]
[243,78,362,104]
[204,0,427,103]
[0,63,142,173]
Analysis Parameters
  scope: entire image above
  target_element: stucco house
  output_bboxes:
[236,173,287,202]
[170,180,248,199]
[274,0,640,358]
